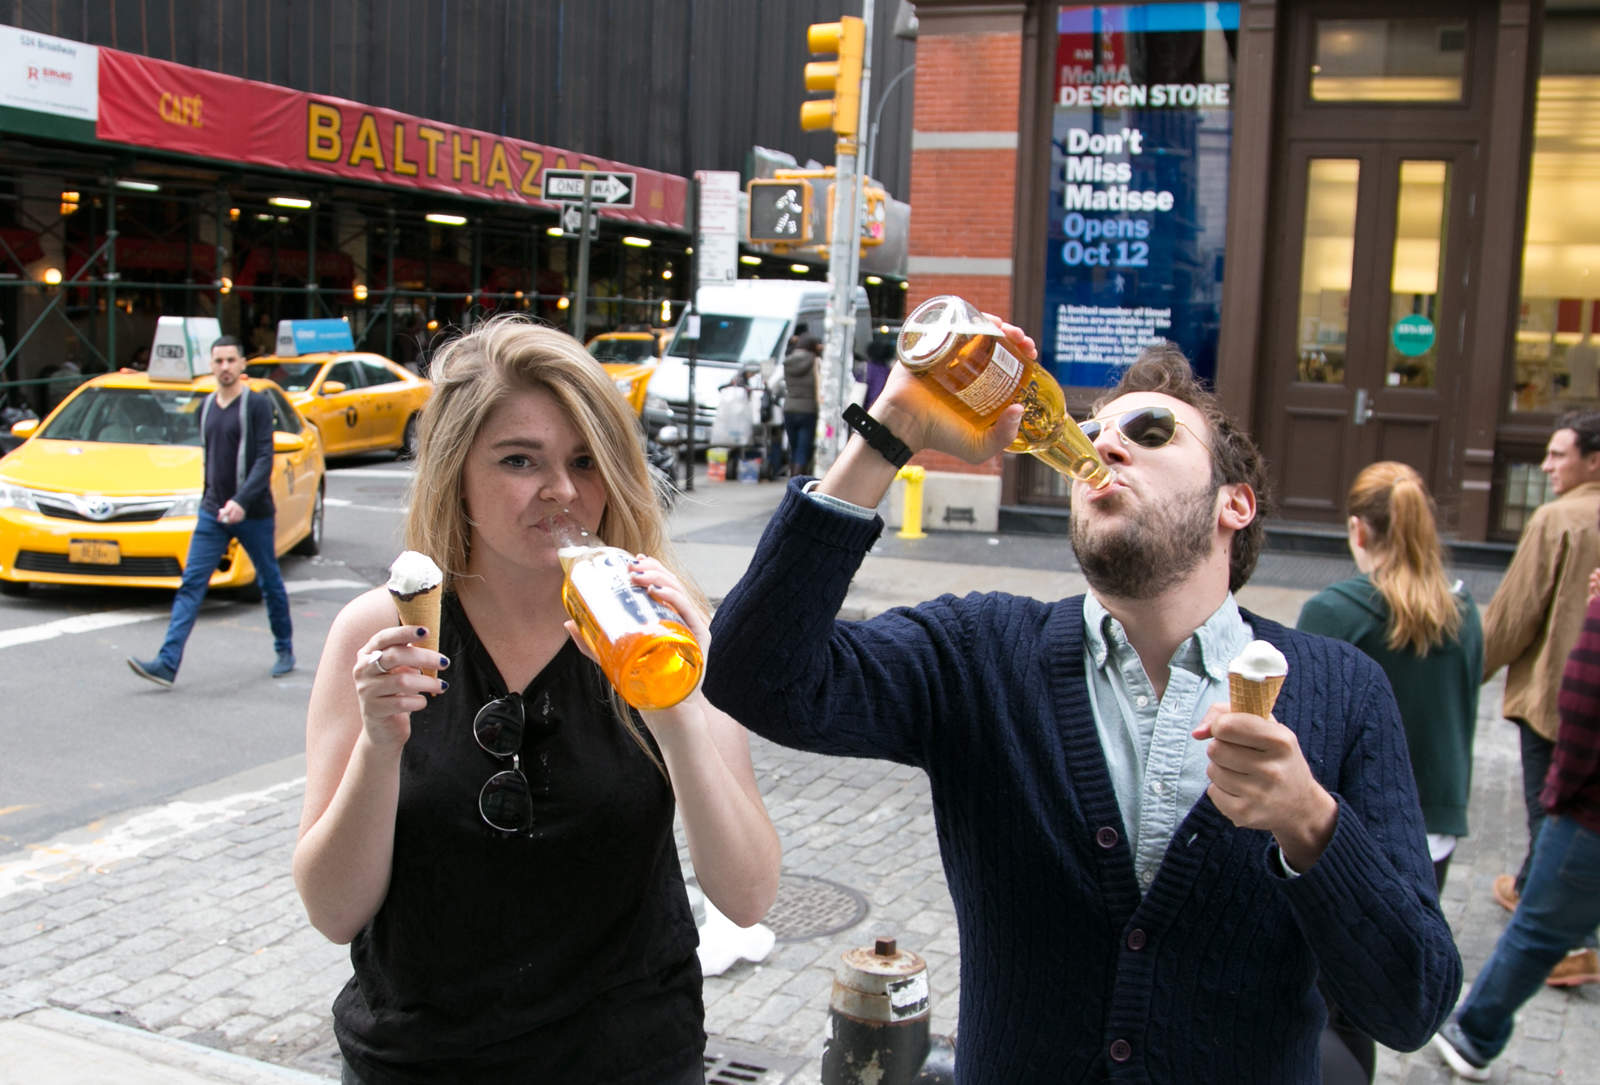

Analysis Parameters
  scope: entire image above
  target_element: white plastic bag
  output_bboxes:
[710,385,754,447]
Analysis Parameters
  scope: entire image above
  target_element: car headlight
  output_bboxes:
[163,492,202,518]
[0,480,39,512]
[615,377,637,397]
[645,394,671,414]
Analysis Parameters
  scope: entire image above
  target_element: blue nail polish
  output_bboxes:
[417,627,428,637]
[439,679,450,691]
[439,655,450,668]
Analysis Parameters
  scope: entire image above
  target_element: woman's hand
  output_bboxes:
[352,625,449,750]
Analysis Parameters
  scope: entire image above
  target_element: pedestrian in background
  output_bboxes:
[1432,584,1600,1079]
[705,337,1460,1082]
[292,317,778,1084]
[1481,409,1600,987]
[863,334,894,410]
[128,336,294,687]
[1297,460,1483,1083]
[780,333,819,476]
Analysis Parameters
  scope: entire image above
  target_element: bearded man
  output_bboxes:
[704,337,1459,1084]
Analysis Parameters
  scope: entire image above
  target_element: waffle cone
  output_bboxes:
[391,587,442,677]
[1228,672,1283,719]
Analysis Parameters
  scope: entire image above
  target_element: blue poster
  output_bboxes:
[1045,3,1237,389]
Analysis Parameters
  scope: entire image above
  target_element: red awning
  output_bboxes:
[69,235,219,276]
[235,248,357,286]
[371,256,473,293]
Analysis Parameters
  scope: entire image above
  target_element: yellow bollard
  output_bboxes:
[896,464,927,539]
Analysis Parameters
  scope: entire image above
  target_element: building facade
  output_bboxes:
[908,0,1594,543]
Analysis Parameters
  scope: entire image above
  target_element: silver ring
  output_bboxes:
[367,649,391,674]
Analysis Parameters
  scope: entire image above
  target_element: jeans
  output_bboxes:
[784,411,817,477]
[1457,815,1600,1059]
[1514,722,1554,893]
[157,513,292,674]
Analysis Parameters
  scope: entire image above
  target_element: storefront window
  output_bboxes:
[1310,18,1466,102]
[1512,12,1600,414]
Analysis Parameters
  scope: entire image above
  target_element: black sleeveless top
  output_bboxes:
[333,593,703,1083]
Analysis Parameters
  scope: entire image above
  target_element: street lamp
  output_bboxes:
[864,63,915,184]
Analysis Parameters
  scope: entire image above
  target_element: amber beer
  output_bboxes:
[895,295,1114,488]
[547,513,703,711]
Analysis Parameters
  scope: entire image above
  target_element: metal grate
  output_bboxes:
[704,1036,807,1084]
[762,873,869,943]
[16,551,182,577]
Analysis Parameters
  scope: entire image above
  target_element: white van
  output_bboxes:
[645,281,872,445]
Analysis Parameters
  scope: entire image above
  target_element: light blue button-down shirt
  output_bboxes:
[1083,593,1253,890]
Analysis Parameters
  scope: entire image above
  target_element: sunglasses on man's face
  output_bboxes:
[1078,405,1201,451]
[473,690,559,833]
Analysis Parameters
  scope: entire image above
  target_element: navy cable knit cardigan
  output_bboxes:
[705,482,1461,1084]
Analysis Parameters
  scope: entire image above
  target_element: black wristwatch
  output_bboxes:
[842,403,913,469]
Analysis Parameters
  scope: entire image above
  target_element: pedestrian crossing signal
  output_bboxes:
[747,179,813,245]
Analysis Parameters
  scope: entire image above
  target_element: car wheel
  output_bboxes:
[0,579,29,597]
[292,484,325,556]
[398,415,419,460]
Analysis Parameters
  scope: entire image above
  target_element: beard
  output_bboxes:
[1070,480,1218,600]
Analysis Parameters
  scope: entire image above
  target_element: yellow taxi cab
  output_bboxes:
[246,351,431,458]
[586,329,671,417]
[0,370,325,594]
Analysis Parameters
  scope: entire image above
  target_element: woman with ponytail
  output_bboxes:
[1299,462,1483,1085]
[1299,461,1483,888]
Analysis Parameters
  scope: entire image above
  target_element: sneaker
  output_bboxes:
[127,656,175,689]
[271,651,296,678]
[1431,1020,1492,1081]
[1492,873,1520,913]
[1546,947,1600,988]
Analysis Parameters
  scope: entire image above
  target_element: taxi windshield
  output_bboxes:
[40,385,206,446]
[589,337,657,363]
[246,361,323,391]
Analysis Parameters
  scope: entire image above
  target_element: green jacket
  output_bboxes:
[1297,574,1483,837]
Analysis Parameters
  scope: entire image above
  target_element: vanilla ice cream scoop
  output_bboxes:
[387,550,443,599]
[1227,639,1287,718]
[1228,639,1287,681]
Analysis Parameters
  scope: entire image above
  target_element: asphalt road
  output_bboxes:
[0,454,414,849]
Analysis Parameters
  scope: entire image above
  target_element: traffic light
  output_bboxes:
[800,16,865,137]
[825,181,888,248]
[747,179,814,244]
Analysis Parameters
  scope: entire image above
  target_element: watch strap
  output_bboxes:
[842,402,913,469]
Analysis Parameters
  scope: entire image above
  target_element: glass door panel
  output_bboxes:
[1295,159,1360,384]
[1385,160,1450,388]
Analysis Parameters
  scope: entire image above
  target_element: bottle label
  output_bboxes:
[568,549,679,637]
[955,343,1025,416]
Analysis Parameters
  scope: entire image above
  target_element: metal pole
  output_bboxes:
[306,200,318,318]
[814,0,873,474]
[106,175,119,369]
[571,177,595,339]
[385,208,397,359]
[683,176,701,492]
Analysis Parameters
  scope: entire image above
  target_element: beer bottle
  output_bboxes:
[895,295,1114,488]
[547,512,703,711]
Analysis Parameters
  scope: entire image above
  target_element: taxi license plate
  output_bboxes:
[68,539,121,565]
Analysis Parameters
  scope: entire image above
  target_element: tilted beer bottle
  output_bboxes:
[546,511,703,711]
[895,295,1114,488]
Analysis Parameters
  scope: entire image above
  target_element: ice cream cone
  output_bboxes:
[387,550,444,678]
[391,588,442,677]
[1228,672,1284,719]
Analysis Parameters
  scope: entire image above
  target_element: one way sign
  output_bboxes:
[542,169,636,208]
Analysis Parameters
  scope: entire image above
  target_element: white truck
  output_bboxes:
[644,281,872,449]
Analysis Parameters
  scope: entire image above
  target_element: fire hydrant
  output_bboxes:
[896,465,927,540]
[820,936,956,1084]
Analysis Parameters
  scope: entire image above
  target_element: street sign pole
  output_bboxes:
[570,176,595,340]
[815,0,874,474]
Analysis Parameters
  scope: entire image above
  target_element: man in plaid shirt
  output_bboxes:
[1433,588,1600,1079]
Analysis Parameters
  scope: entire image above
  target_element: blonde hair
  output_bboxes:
[1347,461,1462,654]
[404,315,702,753]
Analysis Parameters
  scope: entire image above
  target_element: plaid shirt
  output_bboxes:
[1547,594,1600,836]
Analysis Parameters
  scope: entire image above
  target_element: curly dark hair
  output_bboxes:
[1089,341,1272,592]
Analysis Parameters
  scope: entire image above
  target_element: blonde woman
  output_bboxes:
[293,317,779,1085]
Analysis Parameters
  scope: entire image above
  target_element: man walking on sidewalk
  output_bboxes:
[1481,410,1600,986]
[128,336,294,687]
[1433,591,1600,1078]
[706,335,1459,1082]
